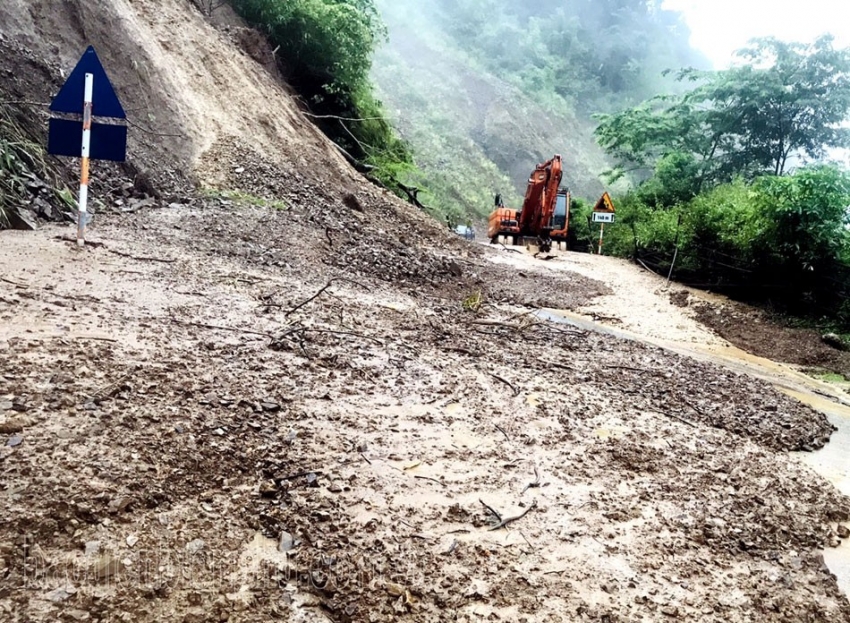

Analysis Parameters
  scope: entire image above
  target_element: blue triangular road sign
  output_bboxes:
[50,46,126,119]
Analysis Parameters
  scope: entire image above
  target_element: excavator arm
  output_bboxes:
[488,154,569,252]
[516,155,563,249]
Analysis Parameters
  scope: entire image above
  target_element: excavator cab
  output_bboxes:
[549,188,571,251]
[551,189,569,231]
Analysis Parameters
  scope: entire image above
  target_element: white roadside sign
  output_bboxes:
[592,212,615,223]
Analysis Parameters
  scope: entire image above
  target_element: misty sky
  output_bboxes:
[663,0,850,68]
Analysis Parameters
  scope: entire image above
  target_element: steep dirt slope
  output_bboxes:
[0,0,351,191]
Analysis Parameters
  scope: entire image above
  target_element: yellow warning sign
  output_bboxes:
[593,192,616,213]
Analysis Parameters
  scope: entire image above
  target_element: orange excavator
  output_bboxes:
[488,155,570,253]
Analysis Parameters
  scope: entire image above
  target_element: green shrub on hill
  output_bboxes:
[229,0,415,196]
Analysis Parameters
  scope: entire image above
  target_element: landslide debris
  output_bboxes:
[1,204,848,623]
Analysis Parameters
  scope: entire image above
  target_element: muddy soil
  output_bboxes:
[2,206,850,623]
[681,295,850,380]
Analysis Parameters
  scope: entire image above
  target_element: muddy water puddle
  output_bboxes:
[539,308,850,596]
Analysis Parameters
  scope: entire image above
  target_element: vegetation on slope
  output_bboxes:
[368,0,705,221]
[0,104,71,230]
[596,37,850,327]
[228,0,415,193]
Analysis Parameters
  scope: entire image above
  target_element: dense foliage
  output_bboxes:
[596,37,850,188]
[229,0,414,190]
[431,0,704,115]
[594,36,850,327]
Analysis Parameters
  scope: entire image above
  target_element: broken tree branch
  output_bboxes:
[169,317,272,338]
[414,476,445,487]
[108,249,177,263]
[489,372,520,397]
[479,499,503,523]
[488,500,538,531]
[521,466,540,494]
[658,410,698,428]
[1,277,29,288]
[302,112,388,122]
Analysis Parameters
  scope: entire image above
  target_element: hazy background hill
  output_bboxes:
[371,0,708,221]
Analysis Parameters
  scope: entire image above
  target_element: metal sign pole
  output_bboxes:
[598,223,605,255]
[77,73,93,247]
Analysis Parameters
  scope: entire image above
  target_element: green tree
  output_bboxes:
[229,0,416,193]
[596,36,850,189]
[230,0,385,94]
[750,166,850,272]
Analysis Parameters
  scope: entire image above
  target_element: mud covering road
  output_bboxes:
[1,205,849,622]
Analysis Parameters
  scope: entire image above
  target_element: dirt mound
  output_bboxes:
[690,297,850,379]
[0,0,361,199]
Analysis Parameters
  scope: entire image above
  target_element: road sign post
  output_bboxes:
[77,73,94,246]
[48,46,127,246]
[591,192,616,255]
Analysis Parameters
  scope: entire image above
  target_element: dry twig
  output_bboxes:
[521,466,540,494]
[487,500,538,531]
[489,373,520,397]
[109,249,176,263]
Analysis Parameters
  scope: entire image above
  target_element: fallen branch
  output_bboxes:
[278,470,323,481]
[494,423,510,441]
[262,277,368,316]
[0,277,28,288]
[54,235,106,249]
[90,365,141,401]
[302,111,388,122]
[169,317,272,338]
[682,398,705,415]
[479,499,502,523]
[604,364,661,375]
[108,249,176,263]
[636,258,664,278]
[46,335,118,343]
[658,410,698,428]
[308,328,384,347]
[282,282,336,316]
[496,242,523,254]
[468,320,533,330]
[489,373,520,397]
[441,346,482,357]
[521,466,540,494]
[488,500,538,531]
[359,452,372,465]
[414,475,445,487]
[543,361,576,372]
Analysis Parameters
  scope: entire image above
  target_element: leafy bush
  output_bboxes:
[605,166,850,326]
[749,166,850,272]
[230,0,384,94]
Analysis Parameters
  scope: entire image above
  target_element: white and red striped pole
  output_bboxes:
[77,72,94,246]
